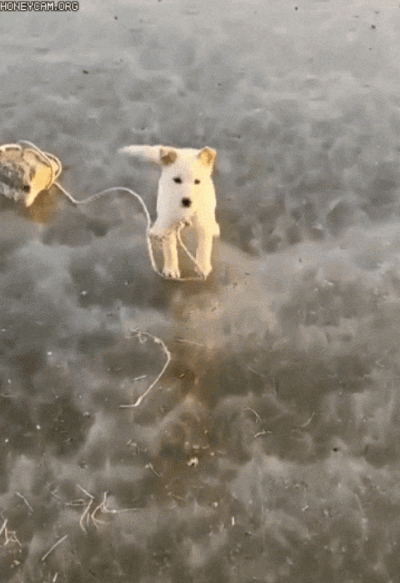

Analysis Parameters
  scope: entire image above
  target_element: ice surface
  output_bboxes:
[2,0,400,581]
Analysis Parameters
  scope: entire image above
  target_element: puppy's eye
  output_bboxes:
[173,177,182,184]
[194,179,200,184]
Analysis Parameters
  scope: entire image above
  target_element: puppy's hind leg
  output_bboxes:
[162,230,180,279]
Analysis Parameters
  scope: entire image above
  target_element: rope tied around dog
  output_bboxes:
[17,141,207,282]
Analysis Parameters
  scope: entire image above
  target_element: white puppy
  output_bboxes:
[119,145,220,279]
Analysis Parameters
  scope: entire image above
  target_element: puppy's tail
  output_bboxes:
[118,145,162,164]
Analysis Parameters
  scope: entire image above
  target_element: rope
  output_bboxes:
[119,329,171,408]
[17,141,206,282]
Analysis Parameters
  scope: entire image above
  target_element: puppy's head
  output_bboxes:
[119,144,217,223]
[158,145,216,193]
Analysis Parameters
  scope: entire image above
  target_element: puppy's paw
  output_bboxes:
[196,261,212,279]
[162,265,181,279]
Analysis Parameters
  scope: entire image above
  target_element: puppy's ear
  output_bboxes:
[198,147,216,167]
[159,147,177,166]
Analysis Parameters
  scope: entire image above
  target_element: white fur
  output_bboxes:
[119,145,220,279]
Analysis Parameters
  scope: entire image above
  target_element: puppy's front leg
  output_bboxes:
[196,226,215,279]
[162,229,180,279]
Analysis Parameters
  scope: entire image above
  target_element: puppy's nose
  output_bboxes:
[181,197,192,208]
